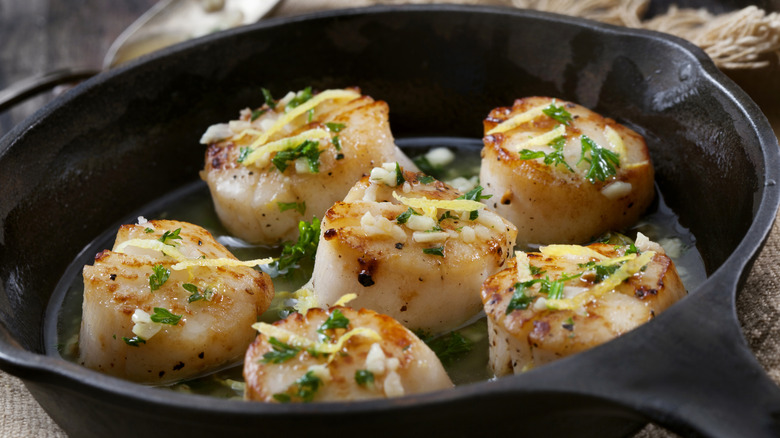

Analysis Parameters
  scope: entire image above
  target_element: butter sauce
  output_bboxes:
[44,138,706,398]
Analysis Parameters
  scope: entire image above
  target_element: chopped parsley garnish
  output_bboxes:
[332,136,342,151]
[123,336,146,347]
[578,135,620,182]
[272,217,321,273]
[355,369,375,386]
[439,210,456,222]
[271,140,322,173]
[456,186,491,221]
[542,102,573,125]
[412,155,437,176]
[317,309,350,335]
[326,124,345,150]
[149,264,170,291]
[457,185,492,202]
[506,280,539,314]
[273,394,291,403]
[144,227,154,233]
[183,283,214,303]
[237,146,252,163]
[250,109,266,121]
[593,263,622,283]
[273,370,322,403]
[562,317,575,331]
[518,135,573,171]
[262,88,277,109]
[625,243,639,255]
[539,273,581,300]
[150,307,182,325]
[425,332,473,366]
[395,162,405,186]
[159,228,183,245]
[277,201,306,215]
[395,207,418,224]
[325,122,345,132]
[529,265,546,276]
[287,86,313,110]
[422,246,444,257]
[418,175,435,184]
[540,278,566,300]
[261,337,301,364]
[579,261,623,283]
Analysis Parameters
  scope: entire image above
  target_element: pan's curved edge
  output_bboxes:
[0,4,779,437]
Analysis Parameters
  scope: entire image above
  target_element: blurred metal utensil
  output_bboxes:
[0,0,281,114]
[103,0,281,69]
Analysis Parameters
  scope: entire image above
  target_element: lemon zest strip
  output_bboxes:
[392,191,485,218]
[515,124,567,151]
[241,128,331,167]
[486,102,549,135]
[171,257,273,271]
[247,89,359,147]
[114,239,186,260]
[546,251,656,310]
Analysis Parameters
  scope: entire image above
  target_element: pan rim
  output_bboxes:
[0,2,778,424]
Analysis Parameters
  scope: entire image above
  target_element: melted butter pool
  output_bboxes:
[45,137,706,398]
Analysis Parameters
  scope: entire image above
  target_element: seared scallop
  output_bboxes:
[479,96,654,247]
[311,164,517,334]
[481,234,685,376]
[244,306,453,402]
[200,87,408,245]
[79,219,274,384]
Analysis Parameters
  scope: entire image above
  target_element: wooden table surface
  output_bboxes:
[1,1,778,437]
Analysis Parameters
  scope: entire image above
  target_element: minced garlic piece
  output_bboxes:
[405,214,436,231]
[424,147,454,168]
[383,371,405,397]
[131,309,162,340]
[361,212,406,241]
[365,343,386,374]
[362,183,378,202]
[600,181,632,200]
[474,224,491,240]
[412,231,449,243]
[369,163,401,187]
[475,209,505,230]
[460,226,476,243]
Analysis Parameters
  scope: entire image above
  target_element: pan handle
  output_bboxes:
[0,68,98,114]
[535,277,780,437]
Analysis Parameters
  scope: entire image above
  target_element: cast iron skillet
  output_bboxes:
[0,5,778,437]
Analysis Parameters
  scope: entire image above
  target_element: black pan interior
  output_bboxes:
[0,5,778,437]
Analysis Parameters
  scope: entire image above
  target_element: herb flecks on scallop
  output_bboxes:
[79,219,275,384]
[311,164,517,334]
[480,96,655,247]
[481,235,686,376]
[200,86,407,245]
[244,307,453,402]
